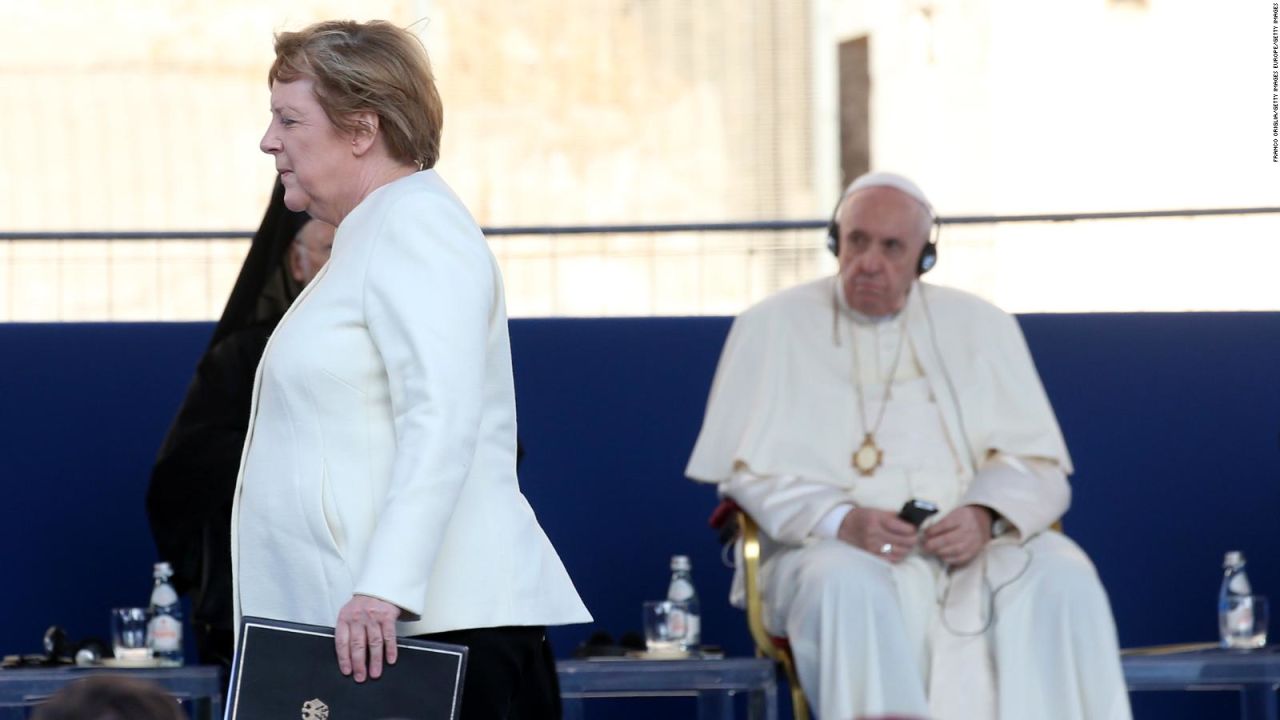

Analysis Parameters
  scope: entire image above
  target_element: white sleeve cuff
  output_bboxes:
[813,504,854,539]
[999,454,1030,475]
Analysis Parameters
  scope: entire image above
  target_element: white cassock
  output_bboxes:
[686,276,1131,720]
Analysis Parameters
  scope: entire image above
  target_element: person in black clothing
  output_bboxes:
[145,180,332,667]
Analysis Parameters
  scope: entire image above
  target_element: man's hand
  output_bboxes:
[921,505,993,567]
[837,507,919,563]
[335,594,401,682]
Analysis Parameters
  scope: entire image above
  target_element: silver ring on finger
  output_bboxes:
[880,542,893,556]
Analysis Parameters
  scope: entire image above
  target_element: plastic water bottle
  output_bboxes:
[147,561,184,665]
[667,555,701,651]
[1219,550,1259,649]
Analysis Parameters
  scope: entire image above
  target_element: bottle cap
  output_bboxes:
[1224,551,1245,568]
[153,561,174,578]
[670,555,691,571]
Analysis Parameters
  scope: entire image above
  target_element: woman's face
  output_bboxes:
[260,78,352,225]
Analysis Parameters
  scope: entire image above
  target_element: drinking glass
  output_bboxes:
[642,599,691,654]
[111,607,150,662]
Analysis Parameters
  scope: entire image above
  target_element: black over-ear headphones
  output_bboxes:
[825,189,940,275]
[1,626,109,667]
[43,626,109,665]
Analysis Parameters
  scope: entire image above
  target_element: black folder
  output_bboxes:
[225,616,467,720]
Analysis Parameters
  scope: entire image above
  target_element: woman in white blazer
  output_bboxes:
[234,19,591,718]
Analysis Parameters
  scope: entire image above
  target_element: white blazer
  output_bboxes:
[231,170,591,636]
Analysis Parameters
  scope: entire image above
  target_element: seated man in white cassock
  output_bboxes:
[686,172,1132,720]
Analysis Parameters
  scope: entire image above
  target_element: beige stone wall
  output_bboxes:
[0,0,427,232]
[6,0,1271,319]
[1,0,820,319]
[825,0,1280,312]
[434,0,815,224]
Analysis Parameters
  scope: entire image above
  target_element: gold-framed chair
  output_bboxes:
[709,498,811,720]
[709,497,1063,720]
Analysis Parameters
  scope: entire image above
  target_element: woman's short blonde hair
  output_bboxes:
[269,20,443,169]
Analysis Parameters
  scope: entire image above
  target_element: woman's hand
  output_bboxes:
[335,594,401,682]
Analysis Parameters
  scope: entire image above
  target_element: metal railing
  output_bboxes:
[3,205,1279,241]
[2,206,1278,321]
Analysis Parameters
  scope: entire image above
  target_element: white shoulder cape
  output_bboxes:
[685,277,1072,486]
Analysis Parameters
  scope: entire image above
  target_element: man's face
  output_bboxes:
[835,186,931,317]
[289,219,335,285]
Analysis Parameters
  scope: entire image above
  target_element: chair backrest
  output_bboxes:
[737,509,791,662]
[708,498,811,720]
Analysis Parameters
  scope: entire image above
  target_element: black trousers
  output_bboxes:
[194,623,234,670]
[413,626,562,720]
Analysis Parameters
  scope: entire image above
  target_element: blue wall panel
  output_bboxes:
[1,314,1277,719]
[1019,314,1280,719]
[0,323,213,656]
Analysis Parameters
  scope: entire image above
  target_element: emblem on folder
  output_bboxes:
[301,698,330,720]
